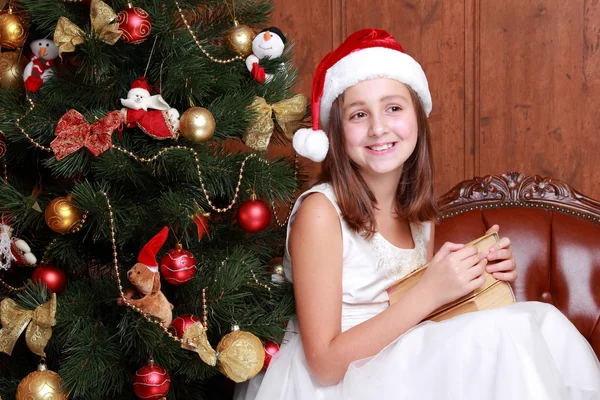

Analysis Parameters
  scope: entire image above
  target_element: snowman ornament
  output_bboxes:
[23,38,59,93]
[120,77,180,140]
[245,27,286,83]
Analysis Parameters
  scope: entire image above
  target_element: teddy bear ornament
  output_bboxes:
[245,27,286,83]
[118,227,174,327]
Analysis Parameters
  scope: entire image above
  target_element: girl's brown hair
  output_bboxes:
[318,86,438,238]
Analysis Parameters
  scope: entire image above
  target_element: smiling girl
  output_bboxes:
[235,28,600,400]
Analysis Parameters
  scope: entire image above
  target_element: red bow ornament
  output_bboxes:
[51,109,123,160]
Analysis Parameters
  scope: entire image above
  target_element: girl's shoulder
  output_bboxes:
[294,182,341,215]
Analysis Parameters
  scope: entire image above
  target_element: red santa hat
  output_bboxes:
[293,28,432,162]
[138,227,169,272]
[129,76,151,97]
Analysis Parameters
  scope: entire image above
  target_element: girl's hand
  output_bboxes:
[419,242,488,309]
[485,225,518,282]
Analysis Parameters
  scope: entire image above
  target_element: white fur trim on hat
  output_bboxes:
[320,47,432,129]
[293,128,329,162]
[128,87,150,98]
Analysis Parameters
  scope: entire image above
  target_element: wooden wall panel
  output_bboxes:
[479,0,600,198]
[270,0,335,96]
[270,0,600,200]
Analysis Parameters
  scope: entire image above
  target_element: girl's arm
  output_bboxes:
[290,194,487,386]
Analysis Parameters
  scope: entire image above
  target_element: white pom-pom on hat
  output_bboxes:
[292,28,432,162]
[293,128,329,162]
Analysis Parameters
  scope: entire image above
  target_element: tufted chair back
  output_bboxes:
[434,172,600,358]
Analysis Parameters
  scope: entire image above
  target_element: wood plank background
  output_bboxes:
[268,0,600,200]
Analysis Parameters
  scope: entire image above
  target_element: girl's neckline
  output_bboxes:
[374,222,417,251]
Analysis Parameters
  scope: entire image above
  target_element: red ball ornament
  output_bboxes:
[262,340,280,371]
[237,195,271,233]
[117,3,152,44]
[159,244,197,285]
[171,314,201,338]
[133,359,170,400]
[31,264,67,294]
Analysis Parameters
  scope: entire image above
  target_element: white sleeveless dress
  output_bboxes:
[234,183,600,400]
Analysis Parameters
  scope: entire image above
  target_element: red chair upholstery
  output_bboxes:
[435,172,600,358]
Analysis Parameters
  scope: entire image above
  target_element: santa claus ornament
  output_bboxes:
[120,77,180,140]
[23,38,60,93]
[0,221,36,270]
[245,27,286,83]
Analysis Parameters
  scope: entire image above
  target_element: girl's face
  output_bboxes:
[342,78,419,182]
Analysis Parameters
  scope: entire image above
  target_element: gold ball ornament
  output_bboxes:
[0,51,27,89]
[45,194,83,234]
[216,325,265,383]
[16,363,68,400]
[179,107,216,143]
[224,21,255,57]
[0,8,28,50]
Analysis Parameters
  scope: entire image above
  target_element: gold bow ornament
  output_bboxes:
[53,0,122,58]
[244,94,308,151]
[0,293,57,357]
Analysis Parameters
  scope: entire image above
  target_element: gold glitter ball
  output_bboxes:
[16,363,68,400]
[179,107,216,143]
[224,21,255,57]
[216,326,265,383]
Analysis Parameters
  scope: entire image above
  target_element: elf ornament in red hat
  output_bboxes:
[120,77,180,140]
[292,28,432,162]
[117,227,174,327]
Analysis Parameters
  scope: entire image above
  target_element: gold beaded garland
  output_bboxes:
[14,97,296,221]
[15,98,53,152]
[174,0,244,64]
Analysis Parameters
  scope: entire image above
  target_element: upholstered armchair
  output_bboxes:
[435,172,600,357]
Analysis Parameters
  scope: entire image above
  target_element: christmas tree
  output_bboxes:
[0,0,303,398]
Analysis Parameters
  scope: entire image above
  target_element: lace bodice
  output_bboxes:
[283,183,431,331]
[369,224,429,280]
